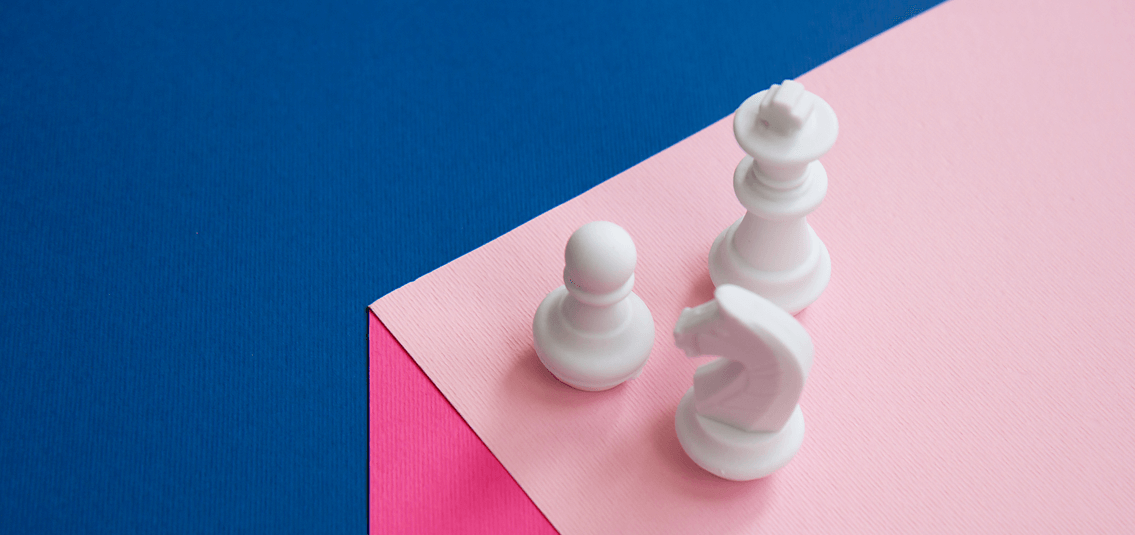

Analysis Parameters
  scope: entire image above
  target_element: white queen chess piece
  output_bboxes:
[708,79,838,314]
[673,284,813,481]
[532,221,655,391]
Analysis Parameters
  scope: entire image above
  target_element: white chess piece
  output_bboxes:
[673,284,813,481]
[708,79,838,314]
[532,221,655,391]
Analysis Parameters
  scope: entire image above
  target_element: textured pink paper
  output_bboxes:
[368,313,557,534]
[372,0,1135,532]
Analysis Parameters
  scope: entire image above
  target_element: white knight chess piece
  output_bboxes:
[673,284,813,481]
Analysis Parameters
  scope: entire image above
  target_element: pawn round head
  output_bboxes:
[564,221,637,296]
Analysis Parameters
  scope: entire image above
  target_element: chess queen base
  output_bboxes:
[708,219,831,315]
[532,286,655,391]
[675,387,805,481]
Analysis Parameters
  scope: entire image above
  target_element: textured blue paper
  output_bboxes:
[0,0,942,531]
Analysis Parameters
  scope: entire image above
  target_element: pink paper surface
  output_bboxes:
[372,0,1135,532]
[368,313,557,534]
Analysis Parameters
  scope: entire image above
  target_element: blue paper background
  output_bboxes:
[1,0,942,532]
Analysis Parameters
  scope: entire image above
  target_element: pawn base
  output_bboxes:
[532,286,655,391]
[708,219,830,314]
[675,388,804,481]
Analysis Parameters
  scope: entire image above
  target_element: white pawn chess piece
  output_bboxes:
[708,79,838,314]
[532,221,655,391]
[673,284,813,481]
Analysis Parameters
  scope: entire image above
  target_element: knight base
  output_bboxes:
[675,387,805,481]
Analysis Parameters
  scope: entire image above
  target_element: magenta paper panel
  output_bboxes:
[371,0,1135,532]
[368,313,557,534]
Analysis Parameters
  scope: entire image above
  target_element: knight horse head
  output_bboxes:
[673,297,724,358]
[673,285,814,433]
